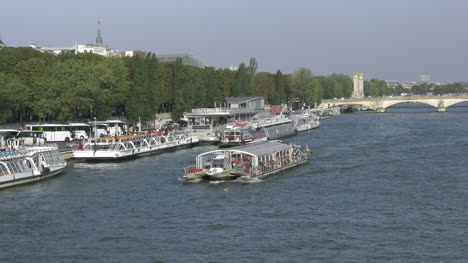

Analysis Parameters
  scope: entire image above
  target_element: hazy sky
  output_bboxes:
[1,0,467,81]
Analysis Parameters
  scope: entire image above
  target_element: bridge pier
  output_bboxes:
[376,108,386,113]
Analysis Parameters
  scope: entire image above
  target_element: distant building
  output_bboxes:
[386,81,418,89]
[420,74,431,82]
[0,39,5,49]
[156,54,205,67]
[120,50,148,57]
[386,80,455,89]
[229,65,238,71]
[29,20,119,57]
[225,97,264,110]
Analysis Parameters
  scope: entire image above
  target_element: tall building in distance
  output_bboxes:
[420,74,431,82]
[352,72,365,98]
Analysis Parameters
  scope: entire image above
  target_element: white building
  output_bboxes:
[29,21,118,57]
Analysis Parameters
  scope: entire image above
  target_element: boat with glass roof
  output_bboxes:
[0,145,67,189]
[182,141,309,182]
[72,130,199,160]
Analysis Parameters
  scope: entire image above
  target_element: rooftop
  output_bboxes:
[156,54,205,67]
[225,97,264,105]
[231,141,292,157]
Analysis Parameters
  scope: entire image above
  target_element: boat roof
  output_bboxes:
[0,151,26,160]
[225,97,263,105]
[230,141,291,156]
[0,129,19,133]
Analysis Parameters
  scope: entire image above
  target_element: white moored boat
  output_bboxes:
[72,131,199,161]
[182,141,309,182]
[0,145,67,189]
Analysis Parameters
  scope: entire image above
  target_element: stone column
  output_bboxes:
[437,99,446,112]
[352,72,360,98]
[358,73,364,98]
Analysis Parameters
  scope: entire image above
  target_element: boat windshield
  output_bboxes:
[213,159,224,168]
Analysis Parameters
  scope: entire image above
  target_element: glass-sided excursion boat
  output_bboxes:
[72,131,199,161]
[0,146,67,189]
[182,141,310,182]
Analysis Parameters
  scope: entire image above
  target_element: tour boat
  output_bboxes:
[72,130,199,160]
[294,115,320,132]
[182,141,309,182]
[219,126,268,147]
[219,115,296,147]
[0,145,67,189]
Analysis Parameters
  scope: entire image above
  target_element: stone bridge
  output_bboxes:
[320,95,468,112]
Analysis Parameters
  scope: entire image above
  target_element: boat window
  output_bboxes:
[96,144,111,150]
[15,160,25,172]
[0,163,10,175]
[189,117,196,126]
[7,161,19,173]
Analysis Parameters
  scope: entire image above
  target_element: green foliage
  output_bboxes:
[411,82,434,94]
[433,83,466,95]
[0,47,399,124]
[275,70,286,103]
[232,63,248,97]
[291,68,321,106]
[125,54,159,121]
[364,79,391,97]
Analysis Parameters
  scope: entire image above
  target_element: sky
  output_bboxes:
[1,0,467,81]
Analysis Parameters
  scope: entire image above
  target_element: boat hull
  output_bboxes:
[73,139,198,161]
[0,167,65,190]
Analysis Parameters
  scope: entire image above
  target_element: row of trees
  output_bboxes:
[0,47,405,124]
[410,82,466,95]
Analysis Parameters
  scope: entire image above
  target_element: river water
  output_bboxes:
[1,104,468,263]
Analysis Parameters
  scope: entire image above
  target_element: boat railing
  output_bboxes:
[183,165,202,175]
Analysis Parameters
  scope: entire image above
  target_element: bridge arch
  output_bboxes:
[443,99,468,108]
[320,95,468,113]
[382,100,438,109]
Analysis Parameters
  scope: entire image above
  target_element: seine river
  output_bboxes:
[1,104,468,263]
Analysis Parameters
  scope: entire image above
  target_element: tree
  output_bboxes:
[330,74,353,98]
[275,70,286,103]
[231,63,248,97]
[291,68,321,107]
[254,72,275,99]
[246,57,258,96]
[203,67,222,107]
